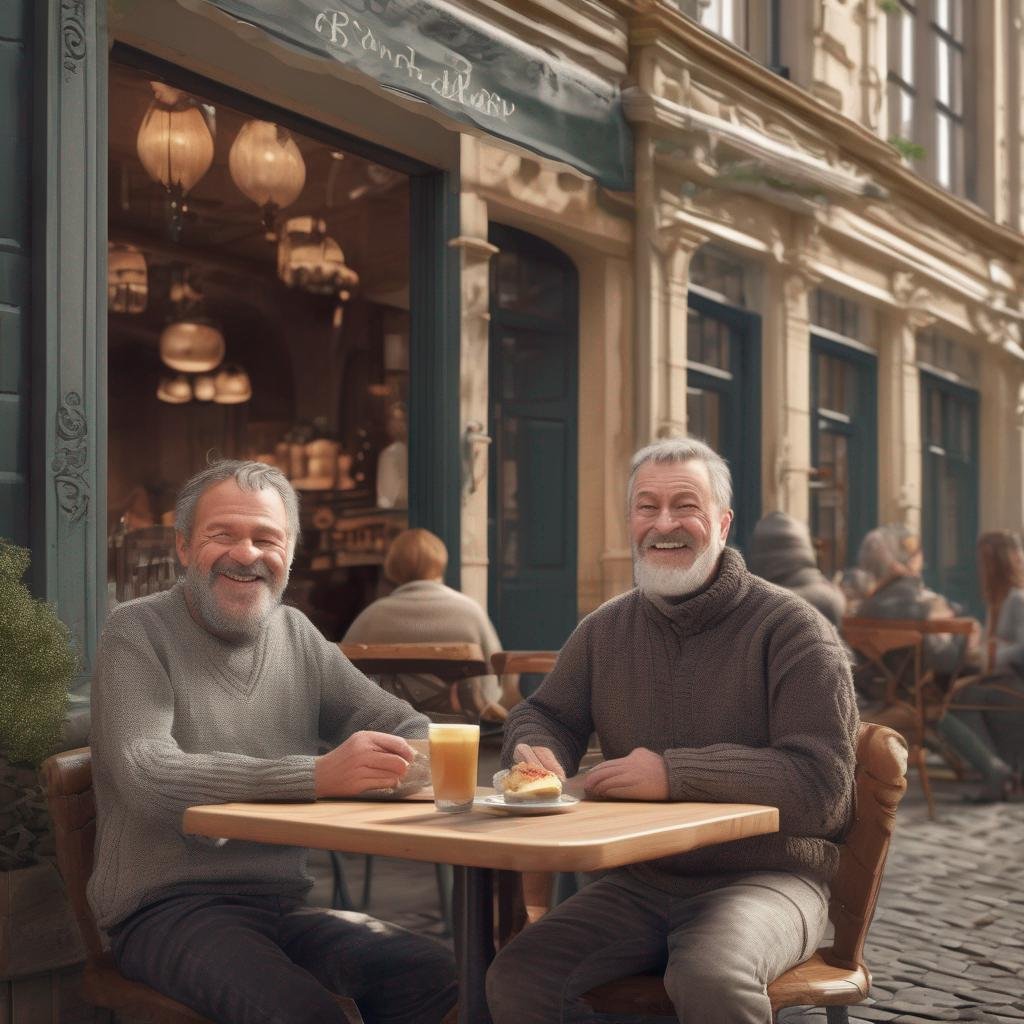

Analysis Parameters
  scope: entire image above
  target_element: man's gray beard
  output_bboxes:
[633,533,724,599]
[183,560,287,644]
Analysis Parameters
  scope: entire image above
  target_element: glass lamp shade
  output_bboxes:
[193,374,217,402]
[156,375,193,404]
[136,84,214,195]
[213,364,252,404]
[277,216,360,295]
[229,120,306,217]
[159,320,225,373]
[108,243,148,313]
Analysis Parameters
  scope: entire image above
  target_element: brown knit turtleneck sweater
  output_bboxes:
[501,547,859,890]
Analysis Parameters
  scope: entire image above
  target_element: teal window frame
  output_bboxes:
[809,334,878,577]
[686,291,762,550]
[920,368,980,616]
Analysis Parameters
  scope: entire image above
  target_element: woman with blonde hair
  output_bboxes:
[343,528,510,721]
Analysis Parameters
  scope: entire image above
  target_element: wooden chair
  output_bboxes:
[42,747,364,1024]
[505,723,908,1024]
[843,616,976,818]
[490,650,559,703]
[341,641,498,722]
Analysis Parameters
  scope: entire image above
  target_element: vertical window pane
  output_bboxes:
[901,10,915,81]
[934,0,950,30]
[900,89,914,138]
[937,112,952,187]
[936,38,950,105]
[686,387,722,450]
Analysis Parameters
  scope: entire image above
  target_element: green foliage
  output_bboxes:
[878,0,901,14]
[888,136,926,161]
[0,540,76,767]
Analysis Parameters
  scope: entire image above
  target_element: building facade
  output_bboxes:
[3,0,1023,709]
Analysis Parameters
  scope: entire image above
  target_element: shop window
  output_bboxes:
[690,246,748,308]
[107,61,413,639]
[885,0,974,199]
[809,336,877,581]
[916,328,980,386]
[686,288,761,548]
[920,372,979,615]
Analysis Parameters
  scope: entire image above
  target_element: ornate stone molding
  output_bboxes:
[52,392,90,524]
[891,271,937,331]
[970,305,1023,353]
[61,0,86,80]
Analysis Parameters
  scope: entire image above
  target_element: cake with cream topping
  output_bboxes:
[499,762,563,803]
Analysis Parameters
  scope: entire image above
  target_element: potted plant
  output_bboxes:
[0,539,84,1009]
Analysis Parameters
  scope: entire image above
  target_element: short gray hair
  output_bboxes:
[627,438,733,516]
[175,460,301,556]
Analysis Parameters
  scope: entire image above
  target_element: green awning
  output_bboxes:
[196,0,633,190]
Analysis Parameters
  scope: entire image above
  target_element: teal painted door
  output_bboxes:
[810,337,878,578]
[488,226,578,650]
[686,293,761,549]
[0,1,32,546]
[920,371,980,616]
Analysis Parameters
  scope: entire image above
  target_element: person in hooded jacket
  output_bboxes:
[746,512,846,626]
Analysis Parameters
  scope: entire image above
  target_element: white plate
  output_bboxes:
[475,794,580,815]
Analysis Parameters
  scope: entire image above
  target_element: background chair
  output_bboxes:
[491,650,558,702]
[337,642,490,930]
[844,616,975,818]
[502,723,908,1024]
[42,747,364,1024]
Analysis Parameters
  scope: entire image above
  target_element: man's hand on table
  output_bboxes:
[584,748,668,800]
[512,743,566,779]
[315,731,415,798]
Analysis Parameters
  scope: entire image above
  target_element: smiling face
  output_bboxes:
[176,479,291,643]
[629,459,733,597]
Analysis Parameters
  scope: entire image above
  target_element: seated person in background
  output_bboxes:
[344,528,512,721]
[856,523,979,676]
[938,531,1024,801]
[90,461,456,1024]
[487,438,858,1024]
[747,511,846,625]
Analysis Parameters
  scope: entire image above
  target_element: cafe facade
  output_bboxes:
[5,0,1024,710]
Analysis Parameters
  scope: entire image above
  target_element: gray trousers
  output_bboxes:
[110,893,457,1024]
[487,870,829,1024]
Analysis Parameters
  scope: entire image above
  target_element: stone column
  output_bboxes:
[878,280,932,531]
[448,191,497,610]
[761,255,816,521]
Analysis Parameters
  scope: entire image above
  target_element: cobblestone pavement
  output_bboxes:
[312,761,1024,1024]
[780,769,1024,1024]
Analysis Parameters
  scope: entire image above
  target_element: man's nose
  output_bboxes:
[229,538,261,564]
[654,507,679,532]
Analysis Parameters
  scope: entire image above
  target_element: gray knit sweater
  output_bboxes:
[502,547,859,891]
[88,585,428,931]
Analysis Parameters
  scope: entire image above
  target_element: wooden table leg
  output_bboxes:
[452,865,495,1024]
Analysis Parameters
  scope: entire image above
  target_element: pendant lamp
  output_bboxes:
[228,120,306,237]
[213,364,253,404]
[277,216,359,296]
[193,374,217,402]
[156,375,193,404]
[159,320,225,374]
[136,82,215,239]
[107,243,148,314]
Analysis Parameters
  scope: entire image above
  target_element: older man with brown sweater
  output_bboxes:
[486,438,859,1024]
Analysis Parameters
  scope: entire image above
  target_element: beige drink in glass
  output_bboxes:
[428,723,480,813]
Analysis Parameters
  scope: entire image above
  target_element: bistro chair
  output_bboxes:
[844,616,975,818]
[490,650,559,702]
[503,723,908,1024]
[42,747,365,1024]
[338,642,491,929]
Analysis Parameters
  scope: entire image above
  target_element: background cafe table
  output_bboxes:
[184,794,778,1023]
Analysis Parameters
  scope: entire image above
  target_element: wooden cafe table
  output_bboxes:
[184,793,778,1023]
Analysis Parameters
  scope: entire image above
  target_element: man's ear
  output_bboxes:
[719,508,734,542]
[175,531,190,568]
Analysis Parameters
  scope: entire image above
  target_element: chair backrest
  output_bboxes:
[490,651,558,676]
[842,622,922,705]
[340,641,491,721]
[828,722,908,969]
[41,747,105,965]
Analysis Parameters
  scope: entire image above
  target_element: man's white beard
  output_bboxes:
[633,531,725,599]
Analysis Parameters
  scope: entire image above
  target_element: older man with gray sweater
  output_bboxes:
[89,461,456,1024]
[487,438,859,1024]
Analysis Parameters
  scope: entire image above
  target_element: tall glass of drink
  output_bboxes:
[428,723,480,813]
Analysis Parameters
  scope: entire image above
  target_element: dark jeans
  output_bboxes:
[945,672,1024,774]
[110,893,457,1024]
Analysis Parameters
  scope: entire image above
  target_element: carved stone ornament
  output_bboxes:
[969,305,1022,351]
[891,271,935,329]
[52,392,90,523]
[61,0,87,80]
